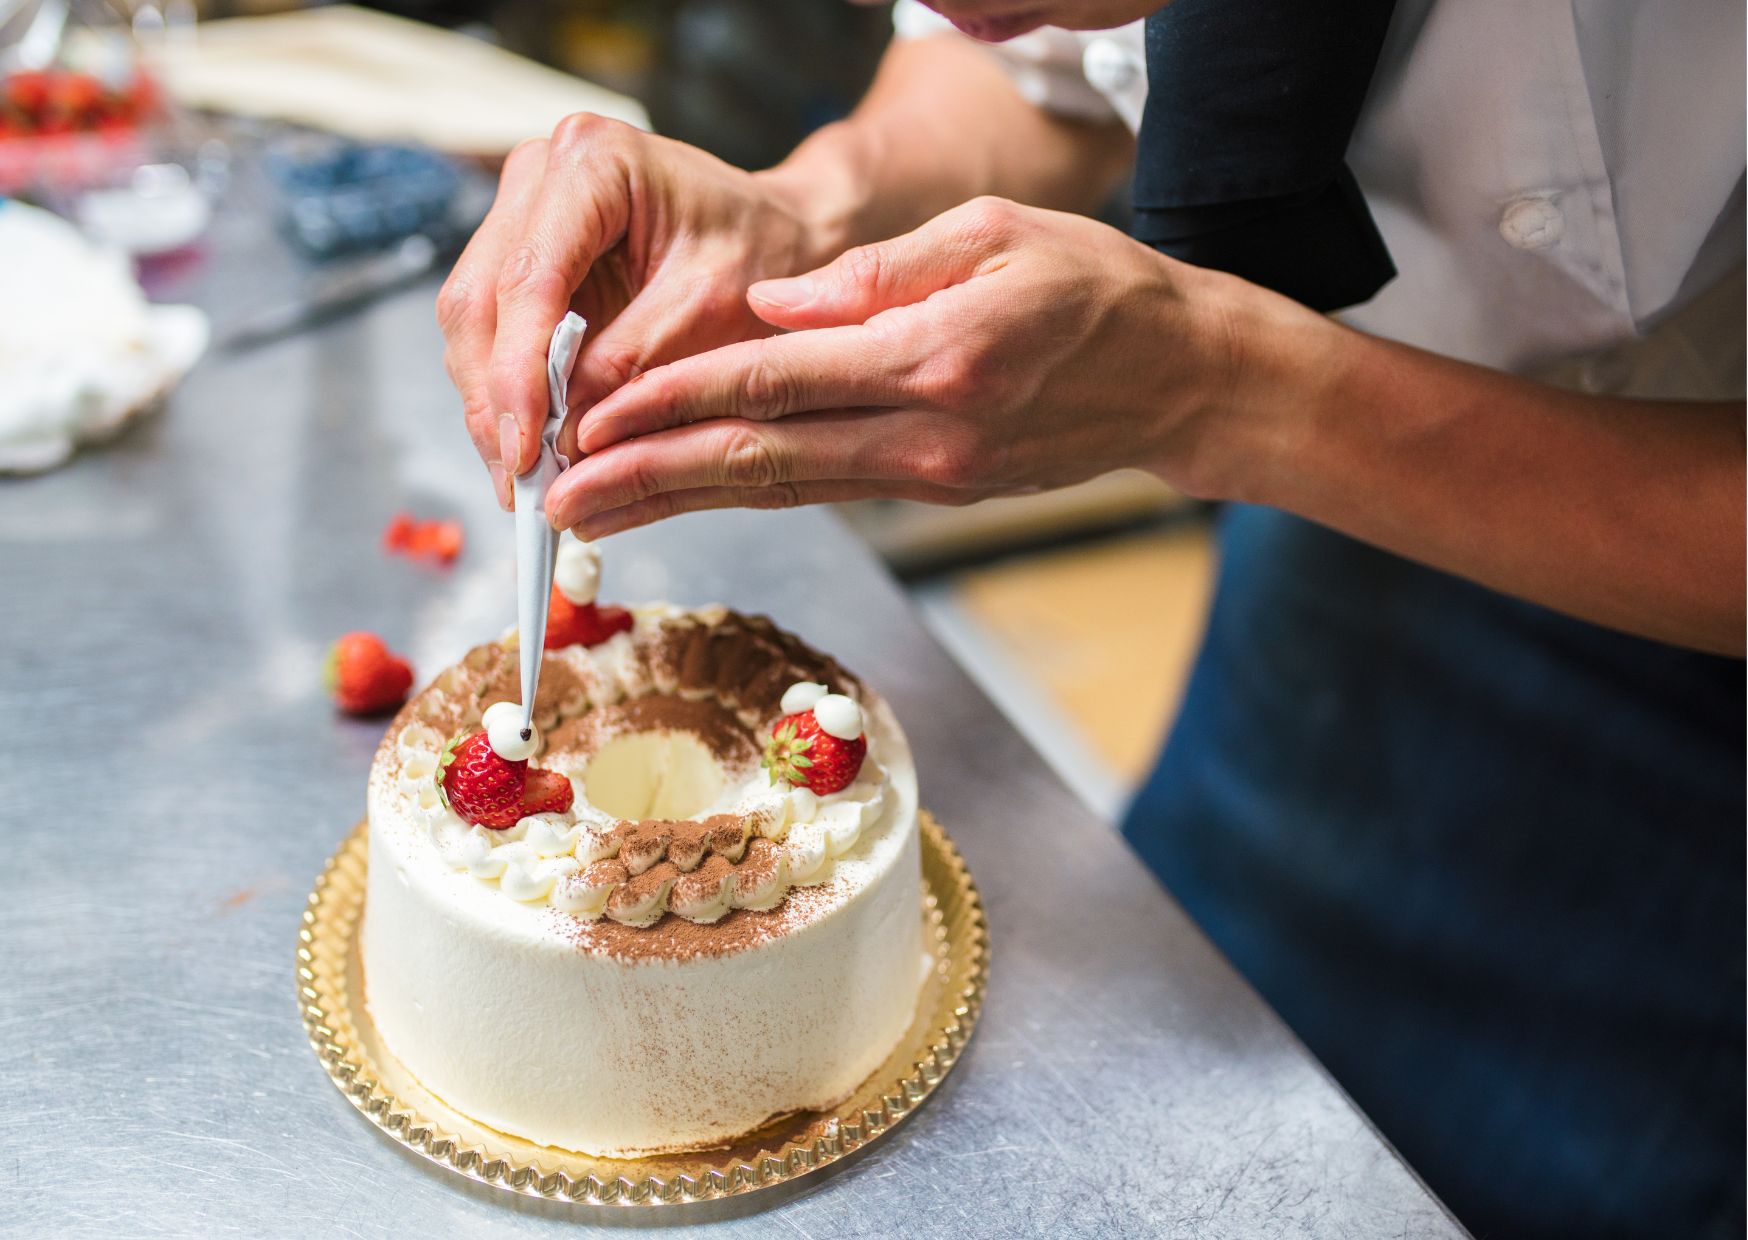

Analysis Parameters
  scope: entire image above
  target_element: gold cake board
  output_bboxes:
[297,811,988,1213]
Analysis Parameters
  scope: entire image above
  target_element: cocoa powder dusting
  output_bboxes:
[669,854,734,911]
[619,861,680,904]
[600,814,751,875]
[479,657,586,725]
[735,838,782,896]
[580,858,628,887]
[619,827,673,876]
[644,611,859,717]
[546,875,844,963]
[389,612,854,767]
[550,694,756,769]
[385,610,867,942]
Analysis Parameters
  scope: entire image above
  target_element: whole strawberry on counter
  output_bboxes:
[438,701,574,829]
[763,681,868,796]
[324,631,414,715]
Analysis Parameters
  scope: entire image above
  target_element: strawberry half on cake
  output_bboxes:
[361,539,926,1158]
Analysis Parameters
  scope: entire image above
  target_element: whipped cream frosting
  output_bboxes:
[780,680,827,714]
[811,693,863,741]
[553,537,601,605]
[362,601,926,1157]
[481,699,540,761]
[383,608,888,927]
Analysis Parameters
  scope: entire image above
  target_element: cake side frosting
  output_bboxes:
[362,788,925,1156]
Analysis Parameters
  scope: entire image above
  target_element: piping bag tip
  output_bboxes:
[512,312,588,737]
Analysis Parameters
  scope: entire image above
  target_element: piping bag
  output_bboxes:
[509,312,586,743]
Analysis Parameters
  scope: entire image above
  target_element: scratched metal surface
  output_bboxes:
[0,281,1468,1239]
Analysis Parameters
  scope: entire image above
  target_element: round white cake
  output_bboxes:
[362,603,926,1157]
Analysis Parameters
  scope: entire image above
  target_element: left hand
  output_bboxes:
[543,196,1250,537]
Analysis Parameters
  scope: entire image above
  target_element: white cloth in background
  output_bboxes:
[0,201,208,474]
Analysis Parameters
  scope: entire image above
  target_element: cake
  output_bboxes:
[362,542,927,1158]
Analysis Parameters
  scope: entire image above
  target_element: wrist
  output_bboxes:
[1166,265,1351,507]
[754,126,875,272]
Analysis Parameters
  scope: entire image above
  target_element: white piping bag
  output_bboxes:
[510,312,586,742]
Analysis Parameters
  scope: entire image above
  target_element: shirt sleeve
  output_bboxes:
[890,0,1120,125]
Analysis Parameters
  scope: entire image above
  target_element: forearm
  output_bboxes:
[755,34,1133,261]
[1195,281,1747,655]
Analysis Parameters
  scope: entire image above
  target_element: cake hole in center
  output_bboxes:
[583,730,726,820]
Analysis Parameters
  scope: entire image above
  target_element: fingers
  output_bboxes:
[548,412,914,530]
[486,114,641,475]
[576,274,758,410]
[438,137,547,506]
[572,324,918,455]
[566,478,952,541]
[555,260,758,460]
[746,195,1024,330]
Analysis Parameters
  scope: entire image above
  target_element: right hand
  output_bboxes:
[436,113,836,508]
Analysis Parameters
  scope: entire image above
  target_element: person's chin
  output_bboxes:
[941,7,1049,42]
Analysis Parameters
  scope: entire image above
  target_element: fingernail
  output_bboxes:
[497,414,523,474]
[749,275,815,310]
[487,461,511,511]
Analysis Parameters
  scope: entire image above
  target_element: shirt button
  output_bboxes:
[1082,38,1143,96]
[1499,196,1565,251]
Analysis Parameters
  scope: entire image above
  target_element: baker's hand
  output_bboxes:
[436,114,833,508]
[544,197,1242,537]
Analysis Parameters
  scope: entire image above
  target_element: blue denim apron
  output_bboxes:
[1123,506,1745,1239]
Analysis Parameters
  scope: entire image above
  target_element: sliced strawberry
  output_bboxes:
[125,74,159,115]
[436,731,572,828]
[50,72,102,118]
[382,510,416,553]
[578,603,633,645]
[520,767,575,817]
[384,512,464,566]
[6,71,51,115]
[545,589,632,649]
[423,519,464,564]
[544,590,587,649]
[437,732,526,828]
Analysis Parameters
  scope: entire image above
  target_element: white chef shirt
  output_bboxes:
[892,0,1746,396]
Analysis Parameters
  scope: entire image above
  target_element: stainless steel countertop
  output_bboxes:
[0,279,1465,1239]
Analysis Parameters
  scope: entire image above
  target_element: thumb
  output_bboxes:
[748,200,1009,329]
